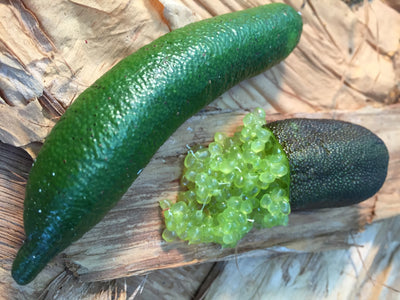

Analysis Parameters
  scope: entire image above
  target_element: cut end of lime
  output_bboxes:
[160,108,290,248]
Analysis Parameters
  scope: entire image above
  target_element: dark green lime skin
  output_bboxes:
[12,4,302,285]
[265,119,389,211]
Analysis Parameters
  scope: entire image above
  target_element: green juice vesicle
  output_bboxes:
[160,108,291,248]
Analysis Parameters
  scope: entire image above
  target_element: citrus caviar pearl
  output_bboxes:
[160,108,290,247]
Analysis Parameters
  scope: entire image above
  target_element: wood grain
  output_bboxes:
[1,106,399,298]
[3,106,398,284]
[203,216,400,299]
[64,106,400,283]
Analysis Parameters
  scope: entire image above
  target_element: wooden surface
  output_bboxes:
[204,216,400,299]
[0,0,399,299]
